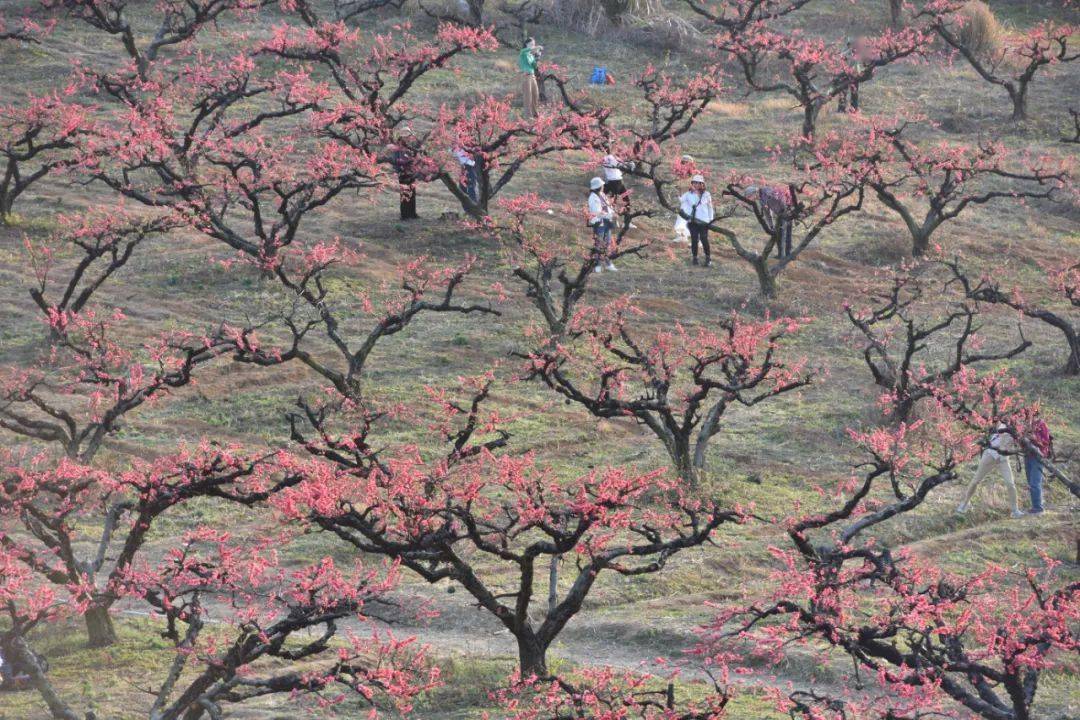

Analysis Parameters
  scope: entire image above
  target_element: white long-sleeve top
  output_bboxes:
[679,190,714,223]
[588,191,614,225]
[602,154,623,181]
[986,424,1018,459]
[453,147,475,166]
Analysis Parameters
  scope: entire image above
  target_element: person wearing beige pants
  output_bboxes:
[518,37,541,118]
[956,427,1024,518]
[521,72,539,118]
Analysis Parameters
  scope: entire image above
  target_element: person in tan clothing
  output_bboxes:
[518,37,541,118]
[956,425,1024,518]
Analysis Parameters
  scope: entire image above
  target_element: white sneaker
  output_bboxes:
[606,262,617,271]
[955,504,968,515]
[1010,509,1026,519]
[594,265,603,273]
[629,223,639,229]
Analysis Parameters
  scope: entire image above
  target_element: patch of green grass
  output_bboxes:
[411,655,514,718]
[0,619,175,720]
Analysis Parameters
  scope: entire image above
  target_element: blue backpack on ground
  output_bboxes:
[589,66,607,85]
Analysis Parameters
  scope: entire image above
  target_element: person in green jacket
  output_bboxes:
[518,37,541,118]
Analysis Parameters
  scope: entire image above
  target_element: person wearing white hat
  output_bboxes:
[587,177,617,273]
[679,174,714,266]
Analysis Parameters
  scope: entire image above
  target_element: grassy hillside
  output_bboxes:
[0,0,1077,718]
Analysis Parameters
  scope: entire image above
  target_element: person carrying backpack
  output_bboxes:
[679,175,714,266]
[1024,414,1054,515]
[956,423,1024,519]
[588,177,616,273]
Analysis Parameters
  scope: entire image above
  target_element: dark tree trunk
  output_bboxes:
[516,633,548,677]
[1065,336,1080,376]
[891,392,917,424]
[1009,84,1028,122]
[802,102,821,139]
[672,434,700,489]
[889,0,903,27]
[85,604,118,647]
[0,159,15,223]
[754,259,778,298]
[911,230,931,258]
[0,184,15,224]
[547,555,560,615]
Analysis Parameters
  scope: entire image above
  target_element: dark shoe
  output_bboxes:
[703,257,712,267]
[691,257,699,266]
[1028,508,1045,515]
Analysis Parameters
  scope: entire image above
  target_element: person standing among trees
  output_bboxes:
[956,423,1025,519]
[588,177,616,273]
[680,174,714,266]
[748,184,794,258]
[453,145,479,204]
[837,36,863,112]
[518,37,542,119]
[1024,413,1054,515]
[601,152,629,208]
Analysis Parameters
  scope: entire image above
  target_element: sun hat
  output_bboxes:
[691,174,706,184]
[590,177,603,190]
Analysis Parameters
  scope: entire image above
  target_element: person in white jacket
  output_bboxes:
[587,177,616,273]
[679,174,714,266]
[956,424,1024,518]
[601,154,626,199]
[453,146,479,204]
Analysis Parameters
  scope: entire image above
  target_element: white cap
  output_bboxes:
[691,174,706,184]
[590,177,603,190]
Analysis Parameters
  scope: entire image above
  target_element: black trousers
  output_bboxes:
[773,219,793,258]
[603,179,627,198]
[689,222,709,260]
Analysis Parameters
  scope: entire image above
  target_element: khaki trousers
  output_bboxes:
[521,73,539,118]
[959,449,1019,513]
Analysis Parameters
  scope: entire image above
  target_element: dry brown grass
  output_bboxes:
[953,0,1005,59]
